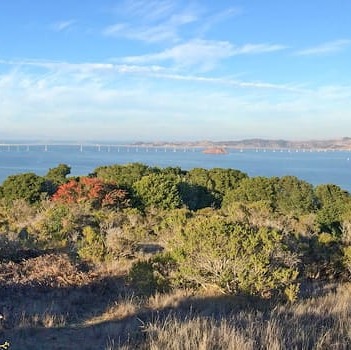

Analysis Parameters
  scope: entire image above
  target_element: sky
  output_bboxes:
[0,0,351,142]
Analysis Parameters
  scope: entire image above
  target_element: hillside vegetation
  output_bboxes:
[1,163,351,349]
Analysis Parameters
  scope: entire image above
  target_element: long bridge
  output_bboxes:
[0,143,350,153]
[0,143,201,153]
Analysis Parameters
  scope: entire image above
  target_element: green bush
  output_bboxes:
[33,203,74,247]
[1,173,47,204]
[133,173,182,210]
[170,214,298,298]
[129,254,176,295]
[77,226,105,263]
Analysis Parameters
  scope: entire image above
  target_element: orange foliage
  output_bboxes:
[52,177,129,208]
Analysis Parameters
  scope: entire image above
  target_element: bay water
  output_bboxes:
[0,144,350,192]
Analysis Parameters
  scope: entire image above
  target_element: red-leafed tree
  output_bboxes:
[52,177,129,209]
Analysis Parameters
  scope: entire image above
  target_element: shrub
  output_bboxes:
[32,203,75,247]
[222,176,277,209]
[133,173,182,210]
[105,227,138,259]
[52,177,129,209]
[1,173,46,204]
[129,254,176,295]
[94,163,154,187]
[77,226,105,263]
[315,184,351,234]
[170,214,298,298]
[275,176,316,215]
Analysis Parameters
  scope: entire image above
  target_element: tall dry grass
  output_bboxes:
[2,252,351,349]
[118,283,351,350]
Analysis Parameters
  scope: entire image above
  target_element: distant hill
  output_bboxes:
[133,137,351,150]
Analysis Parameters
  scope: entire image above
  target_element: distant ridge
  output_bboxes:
[133,137,351,150]
[2,138,351,151]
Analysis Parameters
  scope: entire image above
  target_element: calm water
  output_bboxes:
[1,144,351,192]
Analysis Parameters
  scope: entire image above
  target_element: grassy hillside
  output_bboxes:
[1,163,351,349]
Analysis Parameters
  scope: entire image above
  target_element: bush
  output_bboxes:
[133,173,182,210]
[52,177,130,209]
[170,214,298,298]
[77,226,105,263]
[129,254,176,295]
[1,173,47,204]
[94,163,154,187]
[315,184,351,234]
[32,203,75,247]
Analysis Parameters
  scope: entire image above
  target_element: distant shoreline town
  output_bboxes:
[132,137,351,151]
[1,137,351,151]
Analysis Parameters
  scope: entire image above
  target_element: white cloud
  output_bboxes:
[235,43,287,55]
[104,2,244,46]
[104,22,179,43]
[124,39,233,66]
[103,13,198,43]
[51,20,76,32]
[104,0,199,43]
[0,58,298,93]
[0,59,165,77]
[296,39,351,56]
[147,72,302,93]
[2,56,351,141]
[198,7,242,35]
[121,0,176,22]
[122,39,287,70]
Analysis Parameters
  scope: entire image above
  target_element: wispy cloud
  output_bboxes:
[104,0,198,43]
[198,7,242,35]
[149,72,303,93]
[0,57,299,93]
[121,0,176,22]
[123,39,233,67]
[51,20,76,32]
[235,43,287,55]
[296,39,351,56]
[104,1,245,45]
[122,39,287,70]
[1,59,351,141]
[0,58,166,79]
[103,14,197,43]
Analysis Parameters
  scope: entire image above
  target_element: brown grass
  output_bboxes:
[128,284,351,350]
[1,253,351,349]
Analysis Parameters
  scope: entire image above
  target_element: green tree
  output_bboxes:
[45,163,71,195]
[208,168,247,195]
[46,163,71,184]
[184,168,247,208]
[315,184,350,233]
[94,163,154,187]
[222,176,277,208]
[1,173,46,204]
[178,182,216,210]
[275,176,316,215]
[133,173,182,210]
[185,168,214,190]
[159,166,185,177]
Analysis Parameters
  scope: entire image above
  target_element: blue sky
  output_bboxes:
[0,0,351,141]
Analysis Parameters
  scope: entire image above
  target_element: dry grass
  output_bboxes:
[0,253,93,289]
[84,294,140,325]
[125,284,351,350]
[146,289,194,310]
[1,253,351,349]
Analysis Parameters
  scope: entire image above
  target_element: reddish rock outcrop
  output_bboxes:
[202,147,228,154]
